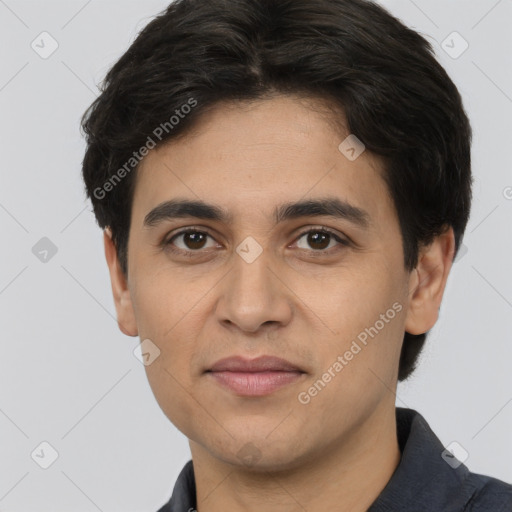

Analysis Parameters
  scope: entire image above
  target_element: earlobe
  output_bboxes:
[404,227,455,336]
[103,228,138,337]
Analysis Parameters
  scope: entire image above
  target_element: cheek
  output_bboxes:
[306,261,400,330]
[303,261,406,378]
[131,264,205,342]
[296,288,405,434]
[130,269,214,425]
[140,315,200,435]
[144,363,200,438]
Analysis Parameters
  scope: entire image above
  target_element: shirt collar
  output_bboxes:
[368,407,477,511]
[162,407,478,512]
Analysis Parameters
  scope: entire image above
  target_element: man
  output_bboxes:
[80,0,512,510]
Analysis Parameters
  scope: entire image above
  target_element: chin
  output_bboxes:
[211,431,310,473]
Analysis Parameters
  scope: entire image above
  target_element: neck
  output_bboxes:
[190,404,401,512]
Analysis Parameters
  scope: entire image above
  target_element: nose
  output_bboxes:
[215,243,293,335]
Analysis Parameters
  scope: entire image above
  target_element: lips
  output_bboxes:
[205,355,306,396]
[207,355,304,373]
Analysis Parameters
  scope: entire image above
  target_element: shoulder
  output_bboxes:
[465,472,512,511]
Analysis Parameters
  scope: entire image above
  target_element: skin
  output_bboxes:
[104,94,455,512]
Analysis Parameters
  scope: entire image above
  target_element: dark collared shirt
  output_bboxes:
[157,407,512,511]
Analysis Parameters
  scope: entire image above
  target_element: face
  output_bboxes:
[105,94,452,471]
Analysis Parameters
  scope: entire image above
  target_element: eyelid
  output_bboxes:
[163,226,220,247]
[163,224,351,254]
[292,225,351,248]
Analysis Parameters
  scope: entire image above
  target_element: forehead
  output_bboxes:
[132,95,393,227]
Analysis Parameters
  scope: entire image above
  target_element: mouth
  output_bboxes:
[205,355,306,397]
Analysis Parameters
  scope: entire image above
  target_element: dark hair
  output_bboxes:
[81,0,472,381]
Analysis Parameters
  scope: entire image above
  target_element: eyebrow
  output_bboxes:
[143,197,371,229]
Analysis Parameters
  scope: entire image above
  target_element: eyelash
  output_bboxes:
[162,226,350,256]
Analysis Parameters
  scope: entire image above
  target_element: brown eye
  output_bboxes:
[306,231,331,250]
[181,231,208,250]
[295,228,349,252]
[166,230,216,252]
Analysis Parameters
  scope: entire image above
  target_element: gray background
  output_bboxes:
[0,0,511,510]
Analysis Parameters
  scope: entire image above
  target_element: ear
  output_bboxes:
[103,228,138,337]
[404,226,456,335]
